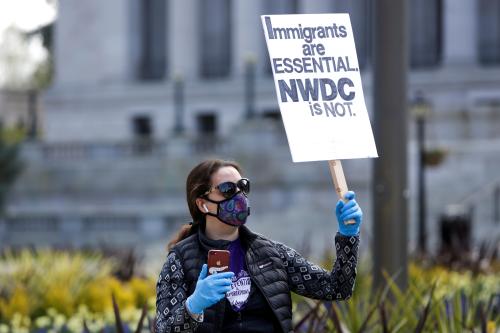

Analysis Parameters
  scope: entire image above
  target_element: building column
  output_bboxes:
[232,0,262,77]
[169,0,199,79]
[55,0,131,85]
[443,0,477,66]
[299,0,330,14]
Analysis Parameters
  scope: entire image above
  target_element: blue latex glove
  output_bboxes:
[186,264,234,314]
[335,191,363,236]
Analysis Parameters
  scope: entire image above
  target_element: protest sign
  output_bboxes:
[262,14,378,221]
[261,13,377,162]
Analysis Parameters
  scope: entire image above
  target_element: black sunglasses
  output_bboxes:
[204,178,250,199]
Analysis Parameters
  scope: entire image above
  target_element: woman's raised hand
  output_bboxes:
[335,191,363,236]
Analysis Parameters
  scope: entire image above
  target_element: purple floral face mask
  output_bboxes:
[205,192,250,226]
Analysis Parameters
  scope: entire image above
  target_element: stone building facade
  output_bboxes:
[2,0,500,268]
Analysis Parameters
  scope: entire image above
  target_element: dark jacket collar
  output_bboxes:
[196,224,258,252]
[197,225,232,251]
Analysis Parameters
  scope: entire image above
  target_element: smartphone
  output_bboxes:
[207,250,230,275]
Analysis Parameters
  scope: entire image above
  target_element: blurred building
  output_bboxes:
[2,0,500,265]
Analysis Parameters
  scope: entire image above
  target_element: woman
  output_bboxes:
[155,159,362,333]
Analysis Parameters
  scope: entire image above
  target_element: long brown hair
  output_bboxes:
[167,159,242,251]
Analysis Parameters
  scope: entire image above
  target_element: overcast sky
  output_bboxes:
[0,0,56,88]
[0,0,56,37]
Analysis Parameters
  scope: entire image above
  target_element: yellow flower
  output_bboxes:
[53,314,66,329]
[129,277,155,307]
[47,308,58,318]
[147,296,156,311]
[66,315,84,333]
[43,285,75,316]
[109,278,136,310]
[79,277,113,313]
[10,312,23,328]
[487,320,496,333]
[21,316,31,328]
[35,316,51,328]
[0,287,30,321]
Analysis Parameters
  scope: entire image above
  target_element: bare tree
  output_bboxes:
[0,122,24,216]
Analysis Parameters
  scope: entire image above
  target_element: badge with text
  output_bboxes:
[261,14,378,162]
[227,270,251,312]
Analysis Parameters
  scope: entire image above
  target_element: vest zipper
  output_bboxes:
[237,311,243,330]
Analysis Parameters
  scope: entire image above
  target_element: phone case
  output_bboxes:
[207,250,230,275]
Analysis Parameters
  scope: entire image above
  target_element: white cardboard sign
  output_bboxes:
[261,14,378,162]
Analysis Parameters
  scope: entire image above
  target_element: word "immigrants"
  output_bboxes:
[264,16,347,43]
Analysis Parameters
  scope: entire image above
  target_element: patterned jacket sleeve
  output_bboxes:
[155,251,200,333]
[274,232,360,301]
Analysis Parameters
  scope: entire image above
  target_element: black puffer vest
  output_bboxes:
[171,225,293,333]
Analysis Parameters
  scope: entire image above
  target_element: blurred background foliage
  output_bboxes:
[0,248,498,332]
[0,248,155,333]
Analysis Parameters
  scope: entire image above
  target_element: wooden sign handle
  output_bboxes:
[328,160,356,225]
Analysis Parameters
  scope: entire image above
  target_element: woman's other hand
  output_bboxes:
[186,264,234,314]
